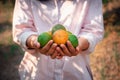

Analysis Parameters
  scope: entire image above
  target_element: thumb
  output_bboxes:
[76,46,82,53]
[33,41,40,49]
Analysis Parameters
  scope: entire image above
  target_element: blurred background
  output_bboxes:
[0,0,120,80]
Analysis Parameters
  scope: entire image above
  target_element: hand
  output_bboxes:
[57,37,90,57]
[38,40,58,58]
[57,41,81,57]
[27,35,61,59]
[26,35,40,49]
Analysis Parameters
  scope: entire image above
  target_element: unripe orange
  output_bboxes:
[52,24,66,34]
[37,32,52,47]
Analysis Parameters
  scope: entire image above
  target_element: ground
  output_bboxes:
[91,31,120,80]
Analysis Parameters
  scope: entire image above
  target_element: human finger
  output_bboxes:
[60,44,71,57]
[56,55,63,59]
[46,43,57,55]
[51,50,58,59]
[56,47,65,56]
[39,40,53,54]
[33,40,40,49]
[66,41,76,53]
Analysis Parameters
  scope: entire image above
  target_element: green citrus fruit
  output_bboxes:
[38,32,52,47]
[52,24,66,34]
[67,31,72,35]
[48,31,52,36]
[68,34,78,47]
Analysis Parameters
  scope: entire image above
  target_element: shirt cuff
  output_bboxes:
[78,32,97,54]
[19,31,38,50]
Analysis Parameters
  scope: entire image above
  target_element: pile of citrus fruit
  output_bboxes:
[37,24,78,47]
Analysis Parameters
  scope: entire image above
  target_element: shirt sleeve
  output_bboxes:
[79,0,104,54]
[12,0,38,50]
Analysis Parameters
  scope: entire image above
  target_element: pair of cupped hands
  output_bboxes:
[27,35,88,59]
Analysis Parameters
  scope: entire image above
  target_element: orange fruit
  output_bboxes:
[53,29,68,45]
[38,32,52,47]
[52,24,66,34]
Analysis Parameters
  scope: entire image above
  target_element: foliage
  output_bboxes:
[102,0,109,4]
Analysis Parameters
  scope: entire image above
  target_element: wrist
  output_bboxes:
[26,35,38,49]
[78,37,89,51]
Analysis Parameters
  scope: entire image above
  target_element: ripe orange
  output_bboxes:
[53,29,68,45]
[37,32,52,47]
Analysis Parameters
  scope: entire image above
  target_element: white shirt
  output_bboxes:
[13,0,104,80]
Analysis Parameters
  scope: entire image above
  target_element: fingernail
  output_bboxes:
[35,42,40,48]
[53,43,57,46]
[50,40,53,42]
[60,44,63,46]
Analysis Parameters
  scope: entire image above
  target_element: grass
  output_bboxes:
[100,66,106,80]
[0,44,24,60]
[0,2,14,23]
[0,3,23,80]
[91,28,120,80]
[0,2,24,60]
[104,25,120,38]
[113,41,120,66]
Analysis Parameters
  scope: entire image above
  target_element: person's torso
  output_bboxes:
[31,0,89,35]
[19,0,92,80]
